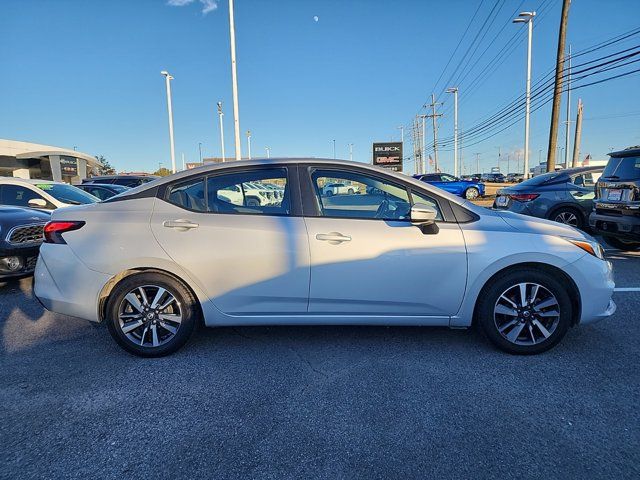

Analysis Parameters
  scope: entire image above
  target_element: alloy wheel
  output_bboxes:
[117,285,183,347]
[554,211,578,226]
[493,282,560,346]
[466,188,479,200]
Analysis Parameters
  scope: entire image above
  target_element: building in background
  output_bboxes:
[0,139,101,184]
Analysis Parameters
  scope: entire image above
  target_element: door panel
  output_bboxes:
[305,218,467,315]
[150,169,310,315]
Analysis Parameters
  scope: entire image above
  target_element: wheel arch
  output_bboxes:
[97,267,204,323]
[472,262,581,327]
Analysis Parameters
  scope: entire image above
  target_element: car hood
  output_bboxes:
[496,210,590,240]
[0,206,50,224]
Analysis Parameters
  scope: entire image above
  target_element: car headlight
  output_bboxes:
[562,237,605,259]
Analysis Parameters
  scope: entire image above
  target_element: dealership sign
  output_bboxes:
[372,142,403,172]
[59,157,78,176]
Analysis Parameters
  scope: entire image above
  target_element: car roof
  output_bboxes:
[0,177,59,185]
[609,146,640,158]
[112,158,469,206]
[88,174,158,179]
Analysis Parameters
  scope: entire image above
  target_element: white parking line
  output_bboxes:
[614,287,640,292]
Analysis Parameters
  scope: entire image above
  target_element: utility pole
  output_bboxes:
[181,152,185,171]
[446,87,459,176]
[348,143,353,162]
[412,117,421,175]
[160,70,176,173]
[546,0,571,173]
[217,102,226,162]
[246,130,252,160]
[572,99,583,167]
[475,153,481,174]
[418,114,428,174]
[564,44,572,168]
[426,94,443,173]
[513,11,535,179]
[228,0,242,160]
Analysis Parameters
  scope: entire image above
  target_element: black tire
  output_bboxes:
[465,187,480,200]
[475,268,572,355]
[603,235,640,251]
[106,272,198,357]
[325,190,334,196]
[347,188,354,194]
[246,197,260,207]
[549,206,584,229]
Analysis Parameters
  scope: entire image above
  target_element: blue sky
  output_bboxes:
[1,0,639,174]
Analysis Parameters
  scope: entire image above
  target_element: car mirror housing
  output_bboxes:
[410,203,437,225]
[28,198,47,208]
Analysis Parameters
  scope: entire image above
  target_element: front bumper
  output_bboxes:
[589,209,640,240]
[564,254,616,325]
[0,245,41,279]
[34,244,111,322]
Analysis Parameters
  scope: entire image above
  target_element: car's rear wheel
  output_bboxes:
[106,272,198,357]
[551,207,583,229]
[347,188,354,194]
[465,187,480,200]
[603,235,640,251]
[476,268,572,354]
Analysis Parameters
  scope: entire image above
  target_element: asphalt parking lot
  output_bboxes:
[1,249,639,479]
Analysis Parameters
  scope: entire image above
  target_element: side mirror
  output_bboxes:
[28,198,48,208]
[410,203,438,225]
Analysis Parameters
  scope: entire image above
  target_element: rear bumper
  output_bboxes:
[589,211,640,240]
[33,244,110,322]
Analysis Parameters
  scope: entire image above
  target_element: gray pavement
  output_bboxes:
[1,251,639,479]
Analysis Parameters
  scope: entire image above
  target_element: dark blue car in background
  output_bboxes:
[414,173,485,200]
[493,166,603,230]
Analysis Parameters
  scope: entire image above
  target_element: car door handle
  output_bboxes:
[316,232,352,244]
[163,220,199,230]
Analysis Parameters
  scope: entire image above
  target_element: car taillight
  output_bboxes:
[509,193,540,202]
[43,221,85,244]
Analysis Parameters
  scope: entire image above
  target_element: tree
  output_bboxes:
[153,167,172,177]
[95,155,116,175]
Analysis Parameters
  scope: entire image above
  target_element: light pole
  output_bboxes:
[332,139,336,159]
[513,11,535,179]
[446,87,459,177]
[246,130,252,160]
[265,146,271,159]
[348,143,353,162]
[397,125,404,144]
[161,70,176,173]
[228,0,242,160]
[198,142,202,163]
[217,102,226,162]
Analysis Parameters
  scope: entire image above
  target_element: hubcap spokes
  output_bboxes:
[494,282,560,346]
[556,212,578,226]
[118,285,182,347]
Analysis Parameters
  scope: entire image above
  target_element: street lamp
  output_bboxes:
[513,11,536,179]
[161,70,176,173]
[446,87,459,176]
[246,130,252,160]
[265,146,271,159]
[348,143,354,162]
[198,142,202,163]
[217,102,226,162]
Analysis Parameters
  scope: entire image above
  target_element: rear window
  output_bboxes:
[36,184,98,205]
[602,156,640,180]
[519,172,566,186]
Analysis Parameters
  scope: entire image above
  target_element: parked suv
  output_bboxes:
[589,146,640,250]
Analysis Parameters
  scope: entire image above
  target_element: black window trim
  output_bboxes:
[299,164,456,223]
[158,164,301,217]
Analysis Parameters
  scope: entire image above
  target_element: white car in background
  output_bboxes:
[34,158,615,357]
[0,178,98,210]
[322,182,360,196]
[217,182,275,207]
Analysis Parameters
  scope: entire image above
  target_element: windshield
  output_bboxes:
[602,156,640,180]
[519,171,566,186]
[36,183,98,205]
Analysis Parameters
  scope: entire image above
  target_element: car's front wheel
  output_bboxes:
[106,272,198,357]
[603,235,640,251]
[465,187,480,200]
[476,268,572,354]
